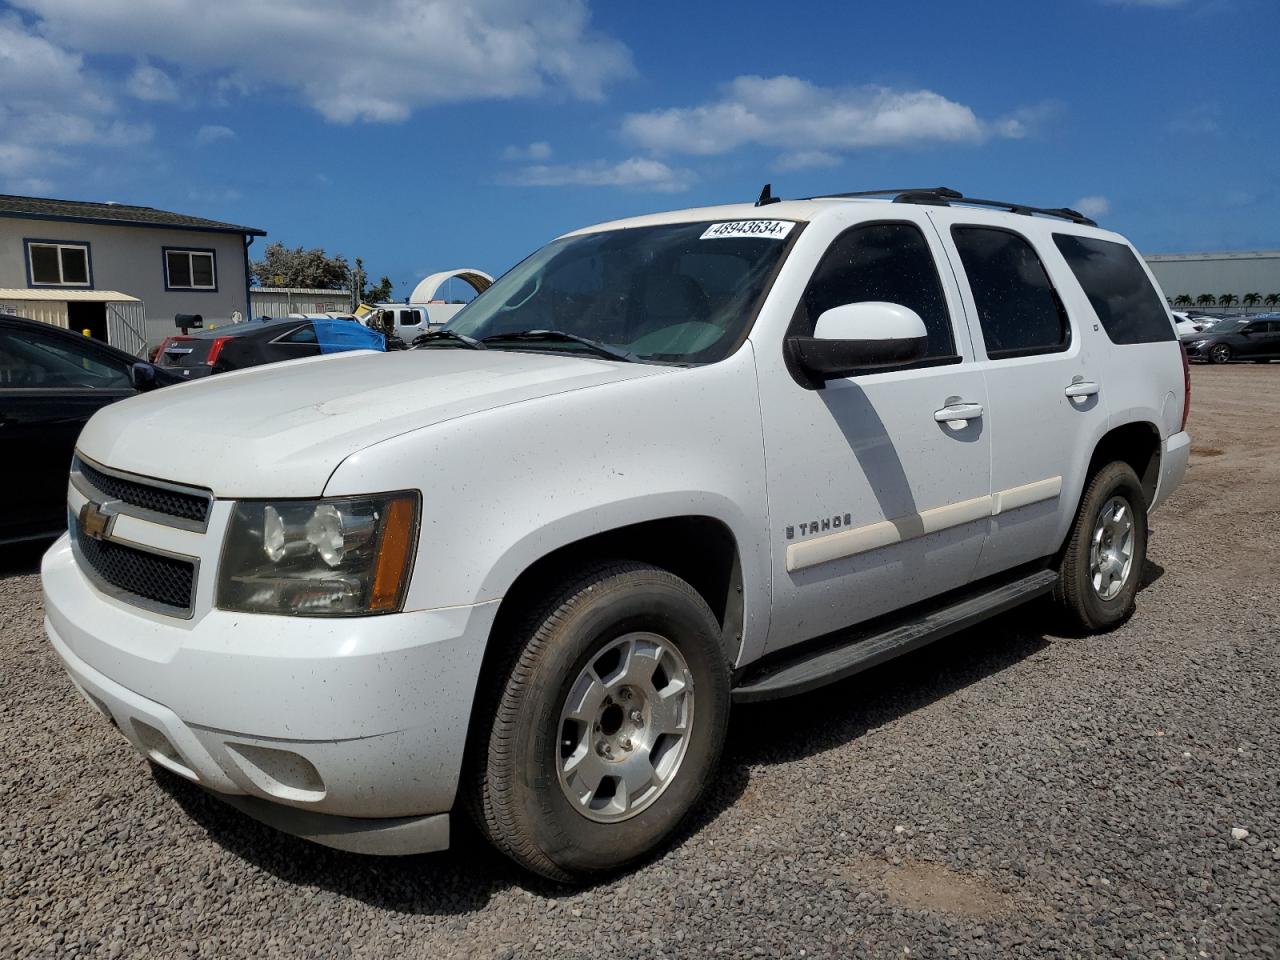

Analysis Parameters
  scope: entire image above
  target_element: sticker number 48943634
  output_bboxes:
[700,220,795,241]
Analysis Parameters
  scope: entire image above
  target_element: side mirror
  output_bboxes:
[129,361,158,392]
[786,302,929,388]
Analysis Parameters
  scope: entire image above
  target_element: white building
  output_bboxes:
[0,193,265,355]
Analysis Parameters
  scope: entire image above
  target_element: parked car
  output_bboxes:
[153,317,385,379]
[1183,317,1280,363]
[1173,311,1208,338]
[0,314,177,545]
[42,188,1189,882]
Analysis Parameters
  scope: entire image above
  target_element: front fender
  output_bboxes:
[324,348,773,663]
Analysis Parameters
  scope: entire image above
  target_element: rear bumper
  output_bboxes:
[1151,430,1191,512]
[42,534,499,849]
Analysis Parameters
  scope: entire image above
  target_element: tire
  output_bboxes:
[469,562,731,882]
[1209,343,1232,364]
[1054,462,1148,632]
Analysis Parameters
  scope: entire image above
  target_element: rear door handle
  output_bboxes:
[934,402,984,423]
[1064,380,1100,398]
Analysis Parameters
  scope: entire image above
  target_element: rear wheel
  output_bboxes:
[1054,462,1148,632]
[1209,343,1232,364]
[469,562,731,882]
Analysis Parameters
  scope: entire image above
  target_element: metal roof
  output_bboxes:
[0,194,265,236]
[251,287,353,295]
[0,288,140,302]
[1145,250,1280,262]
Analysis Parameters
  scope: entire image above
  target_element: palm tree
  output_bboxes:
[1173,294,1193,307]
[1219,293,1239,308]
[1196,294,1216,306]
[1266,293,1280,307]
[1243,292,1262,308]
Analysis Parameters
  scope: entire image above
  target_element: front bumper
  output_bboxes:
[42,535,499,852]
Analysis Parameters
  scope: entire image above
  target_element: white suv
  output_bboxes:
[43,187,1190,881]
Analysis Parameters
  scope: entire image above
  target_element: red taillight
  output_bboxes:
[205,336,232,367]
[1180,344,1191,432]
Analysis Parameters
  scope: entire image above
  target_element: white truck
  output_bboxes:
[43,187,1190,882]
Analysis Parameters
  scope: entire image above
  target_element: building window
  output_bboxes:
[26,240,92,287]
[164,248,217,291]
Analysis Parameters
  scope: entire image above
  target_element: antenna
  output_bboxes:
[755,183,781,207]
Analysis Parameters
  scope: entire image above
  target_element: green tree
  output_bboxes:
[250,242,350,289]
[1243,292,1262,308]
[1265,293,1280,306]
[363,276,395,303]
[1218,293,1238,308]
[1173,294,1193,307]
[1196,294,1216,306]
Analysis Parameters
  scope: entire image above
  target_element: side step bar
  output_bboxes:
[732,568,1059,703]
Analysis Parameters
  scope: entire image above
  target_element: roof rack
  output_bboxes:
[798,186,1098,227]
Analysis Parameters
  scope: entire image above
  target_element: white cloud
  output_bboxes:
[126,62,178,101]
[623,75,1025,156]
[1073,195,1110,218]
[196,124,236,144]
[0,13,148,188]
[503,141,553,161]
[772,150,841,172]
[12,0,633,123]
[503,157,694,192]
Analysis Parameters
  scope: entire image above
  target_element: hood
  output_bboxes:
[78,349,669,497]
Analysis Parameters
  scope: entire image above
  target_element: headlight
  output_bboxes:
[1190,340,1207,348]
[217,493,419,616]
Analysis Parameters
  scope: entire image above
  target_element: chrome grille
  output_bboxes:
[72,456,212,530]
[74,524,196,617]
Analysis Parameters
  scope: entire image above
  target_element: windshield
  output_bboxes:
[444,220,798,364]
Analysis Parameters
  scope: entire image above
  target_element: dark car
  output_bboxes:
[153,317,385,379]
[0,314,178,545]
[1182,315,1280,364]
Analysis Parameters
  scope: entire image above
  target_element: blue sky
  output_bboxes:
[2,0,1276,299]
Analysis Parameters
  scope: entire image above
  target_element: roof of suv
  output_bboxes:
[564,190,1120,242]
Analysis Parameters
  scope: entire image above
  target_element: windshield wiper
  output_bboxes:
[479,329,639,363]
[411,329,485,350]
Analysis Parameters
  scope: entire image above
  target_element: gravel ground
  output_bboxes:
[2,364,1277,959]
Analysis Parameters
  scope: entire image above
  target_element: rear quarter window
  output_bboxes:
[1052,234,1175,344]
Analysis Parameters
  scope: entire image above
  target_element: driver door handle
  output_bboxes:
[933,402,984,423]
[1064,380,1100,398]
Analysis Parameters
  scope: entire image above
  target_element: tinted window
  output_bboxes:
[952,226,1069,358]
[795,222,955,361]
[280,325,318,344]
[0,330,130,388]
[1052,234,1174,344]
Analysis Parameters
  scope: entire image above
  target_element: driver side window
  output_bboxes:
[794,222,957,362]
[0,329,130,389]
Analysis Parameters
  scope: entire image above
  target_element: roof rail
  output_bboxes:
[804,186,1098,226]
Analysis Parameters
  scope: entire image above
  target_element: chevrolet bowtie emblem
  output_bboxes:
[79,501,114,541]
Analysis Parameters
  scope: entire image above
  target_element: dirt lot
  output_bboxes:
[2,365,1277,959]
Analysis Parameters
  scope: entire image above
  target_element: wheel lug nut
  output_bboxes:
[629,709,643,723]
[620,738,632,750]
[596,739,608,755]
[619,689,631,701]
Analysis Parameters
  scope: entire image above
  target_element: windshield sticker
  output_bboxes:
[700,220,795,241]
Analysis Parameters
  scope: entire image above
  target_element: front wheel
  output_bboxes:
[469,562,731,882]
[1209,343,1232,364]
[1054,462,1148,632]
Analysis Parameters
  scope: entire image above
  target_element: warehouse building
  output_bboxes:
[0,194,265,355]
[1144,250,1280,309]
[250,287,354,317]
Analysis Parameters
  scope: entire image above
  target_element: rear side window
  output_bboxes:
[951,226,1070,359]
[1052,234,1174,344]
[796,222,956,362]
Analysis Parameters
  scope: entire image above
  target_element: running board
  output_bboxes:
[732,568,1058,703]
